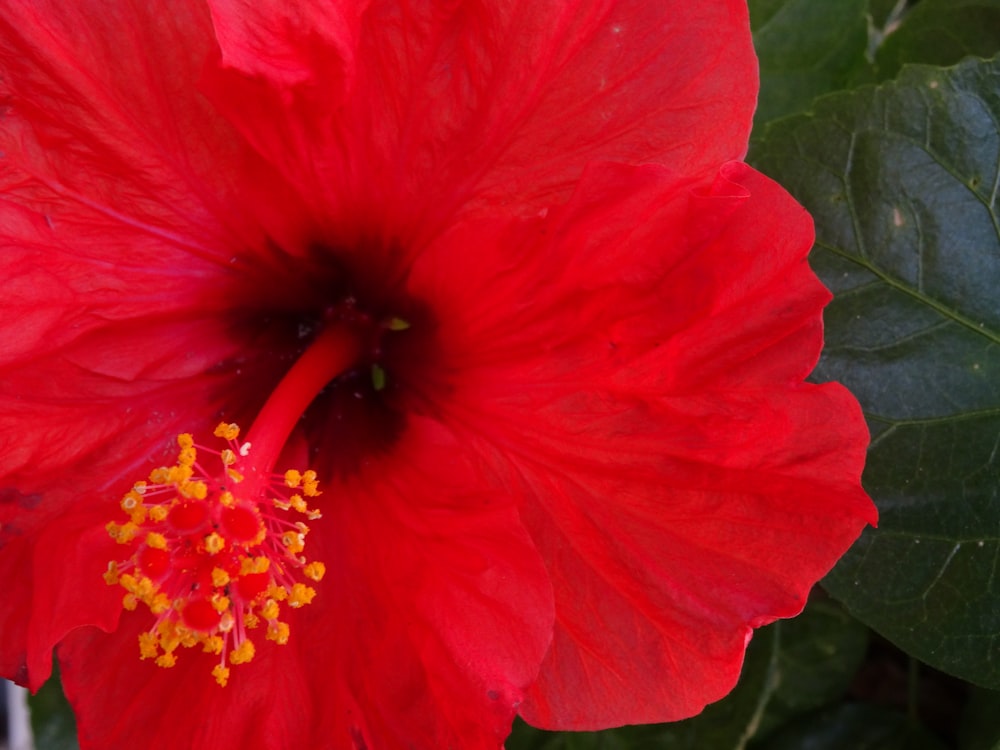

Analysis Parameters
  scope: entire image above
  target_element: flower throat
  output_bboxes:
[104,322,368,686]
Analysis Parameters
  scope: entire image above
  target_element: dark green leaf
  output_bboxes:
[868,0,907,29]
[28,671,79,750]
[959,687,1000,750]
[763,704,949,750]
[753,597,869,738]
[752,55,1000,688]
[875,0,1000,81]
[749,0,870,125]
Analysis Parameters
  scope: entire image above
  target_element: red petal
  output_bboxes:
[59,418,554,749]
[201,0,756,239]
[208,0,366,88]
[0,499,121,691]
[406,162,874,726]
[0,0,315,364]
[515,385,872,727]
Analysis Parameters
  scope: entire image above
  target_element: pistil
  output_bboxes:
[243,322,362,475]
[103,320,365,686]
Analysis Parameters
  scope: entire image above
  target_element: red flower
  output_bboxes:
[0,1,876,748]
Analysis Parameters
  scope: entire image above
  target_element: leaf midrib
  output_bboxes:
[816,239,1000,346]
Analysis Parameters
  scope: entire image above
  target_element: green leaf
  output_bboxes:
[761,704,949,750]
[507,598,868,749]
[28,672,79,750]
[867,0,906,29]
[753,597,869,738]
[751,55,1000,688]
[875,0,1000,81]
[749,0,870,126]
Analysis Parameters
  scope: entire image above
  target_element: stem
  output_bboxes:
[244,323,361,473]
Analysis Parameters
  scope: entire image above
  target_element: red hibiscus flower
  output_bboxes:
[0,1,876,748]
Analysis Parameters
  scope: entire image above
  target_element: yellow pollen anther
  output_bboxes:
[302,471,320,497]
[288,583,316,609]
[230,640,255,665]
[203,636,224,655]
[211,568,231,587]
[204,532,225,555]
[260,599,280,621]
[107,425,326,687]
[214,422,240,440]
[304,562,326,582]
[103,562,120,586]
[106,521,138,544]
[181,480,208,500]
[150,593,171,615]
[138,632,159,659]
[212,664,231,687]
[282,531,305,554]
[266,622,290,645]
[240,556,270,575]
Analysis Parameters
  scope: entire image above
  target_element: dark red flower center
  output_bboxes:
[226,245,440,477]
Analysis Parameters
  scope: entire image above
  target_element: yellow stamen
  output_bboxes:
[266,622,290,645]
[212,664,230,687]
[204,532,225,555]
[288,583,316,608]
[211,568,231,587]
[106,425,326,687]
[260,599,280,621]
[214,422,240,441]
[304,562,326,582]
[138,632,159,659]
[230,640,255,665]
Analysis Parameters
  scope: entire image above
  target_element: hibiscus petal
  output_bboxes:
[59,417,553,749]
[407,161,874,725]
[0,0,314,317]
[207,0,367,88]
[201,0,756,238]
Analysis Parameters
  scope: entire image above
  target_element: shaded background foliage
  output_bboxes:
[15,0,1000,748]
